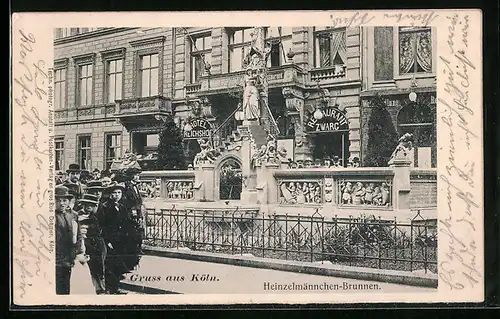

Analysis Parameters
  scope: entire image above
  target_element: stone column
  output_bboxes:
[238,125,258,203]
[282,86,310,161]
[389,157,412,214]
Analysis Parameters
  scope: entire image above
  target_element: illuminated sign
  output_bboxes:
[305,107,349,133]
[183,118,213,139]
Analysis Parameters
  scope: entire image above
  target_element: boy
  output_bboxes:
[77,194,107,294]
[55,185,86,295]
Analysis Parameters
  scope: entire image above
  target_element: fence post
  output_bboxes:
[389,156,412,214]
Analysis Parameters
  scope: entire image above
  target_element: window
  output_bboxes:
[106,59,123,102]
[399,27,432,74]
[140,53,159,97]
[314,27,347,68]
[78,64,93,106]
[190,34,212,83]
[54,69,66,109]
[374,27,394,81]
[55,137,65,171]
[265,27,293,67]
[228,28,253,72]
[105,134,121,169]
[77,135,92,170]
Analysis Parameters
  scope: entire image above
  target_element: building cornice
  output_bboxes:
[54,28,139,45]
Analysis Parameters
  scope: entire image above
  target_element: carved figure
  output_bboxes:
[193,138,219,166]
[389,133,414,163]
[342,181,353,204]
[242,78,260,120]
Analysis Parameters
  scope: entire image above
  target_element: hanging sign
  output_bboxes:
[183,118,213,139]
[305,107,349,133]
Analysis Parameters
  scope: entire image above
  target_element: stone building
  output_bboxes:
[53,26,436,173]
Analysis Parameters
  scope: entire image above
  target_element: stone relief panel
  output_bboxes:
[337,179,392,207]
[278,179,324,205]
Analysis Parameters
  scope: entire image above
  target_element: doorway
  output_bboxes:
[311,131,349,166]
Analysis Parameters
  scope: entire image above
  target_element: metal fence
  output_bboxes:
[143,207,437,273]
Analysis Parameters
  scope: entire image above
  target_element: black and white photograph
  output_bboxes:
[11,10,484,305]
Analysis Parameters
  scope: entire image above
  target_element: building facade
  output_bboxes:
[53,26,436,173]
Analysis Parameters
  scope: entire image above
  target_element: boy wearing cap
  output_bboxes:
[77,194,107,294]
[64,163,85,200]
[55,185,87,295]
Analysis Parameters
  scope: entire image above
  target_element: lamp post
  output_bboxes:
[409,75,418,102]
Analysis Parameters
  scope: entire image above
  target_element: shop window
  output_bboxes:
[399,27,432,74]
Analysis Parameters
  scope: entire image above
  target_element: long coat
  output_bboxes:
[56,209,84,268]
[98,199,142,275]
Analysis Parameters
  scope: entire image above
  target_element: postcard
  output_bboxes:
[11,9,483,306]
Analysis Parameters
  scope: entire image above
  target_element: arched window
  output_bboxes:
[219,158,242,200]
[397,99,436,168]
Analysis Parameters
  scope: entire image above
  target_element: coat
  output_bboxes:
[56,209,84,268]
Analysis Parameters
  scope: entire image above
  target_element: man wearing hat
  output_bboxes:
[99,182,142,294]
[55,185,86,294]
[85,180,105,203]
[77,194,107,294]
[64,164,85,200]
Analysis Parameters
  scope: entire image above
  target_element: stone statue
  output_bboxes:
[193,138,219,166]
[242,78,260,120]
[389,133,414,164]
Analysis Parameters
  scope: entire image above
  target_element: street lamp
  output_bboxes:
[313,108,324,120]
[409,75,418,102]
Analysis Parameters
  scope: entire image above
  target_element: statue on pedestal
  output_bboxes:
[388,133,414,164]
[193,138,220,166]
[242,78,260,121]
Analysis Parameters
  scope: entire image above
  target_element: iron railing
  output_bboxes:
[143,207,437,273]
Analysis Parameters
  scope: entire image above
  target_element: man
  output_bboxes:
[92,168,101,181]
[64,164,85,200]
[55,185,87,295]
[77,194,107,294]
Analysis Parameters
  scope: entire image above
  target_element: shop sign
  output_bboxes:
[183,118,213,139]
[305,107,349,133]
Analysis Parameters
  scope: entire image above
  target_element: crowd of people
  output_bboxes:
[55,161,144,295]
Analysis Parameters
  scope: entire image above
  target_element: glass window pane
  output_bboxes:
[88,65,93,76]
[86,78,92,104]
[281,38,292,63]
[80,80,87,105]
[267,27,279,38]
[234,30,243,44]
[281,27,293,36]
[115,73,122,100]
[230,48,242,72]
[151,54,159,68]
[116,59,123,71]
[142,55,150,68]
[108,74,115,101]
[109,60,115,73]
[146,134,159,147]
[204,35,211,49]
[61,83,65,108]
[204,52,211,65]
[141,69,150,97]
[150,68,158,96]
[195,37,203,50]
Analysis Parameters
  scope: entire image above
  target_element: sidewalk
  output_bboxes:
[121,255,436,294]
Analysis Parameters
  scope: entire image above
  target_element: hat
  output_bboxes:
[106,182,126,192]
[78,194,99,206]
[55,185,74,199]
[86,180,105,191]
[66,163,81,173]
[63,182,80,196]
[92,168,100,173]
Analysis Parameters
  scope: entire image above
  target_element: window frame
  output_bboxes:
[189,33,212,84]
[313,27,347,69]
[104,132,122,170]
[55,136,65,171]
[101,48,126,104]
[265,27,293,68]
[396,26,434,77]
[76,134,92,171]
[227,27,253,73]
[73,53,96,108]
[54,67,67,110]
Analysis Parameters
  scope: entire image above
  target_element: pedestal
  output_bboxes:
[194,162,215,201]
[389,157,412,213]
